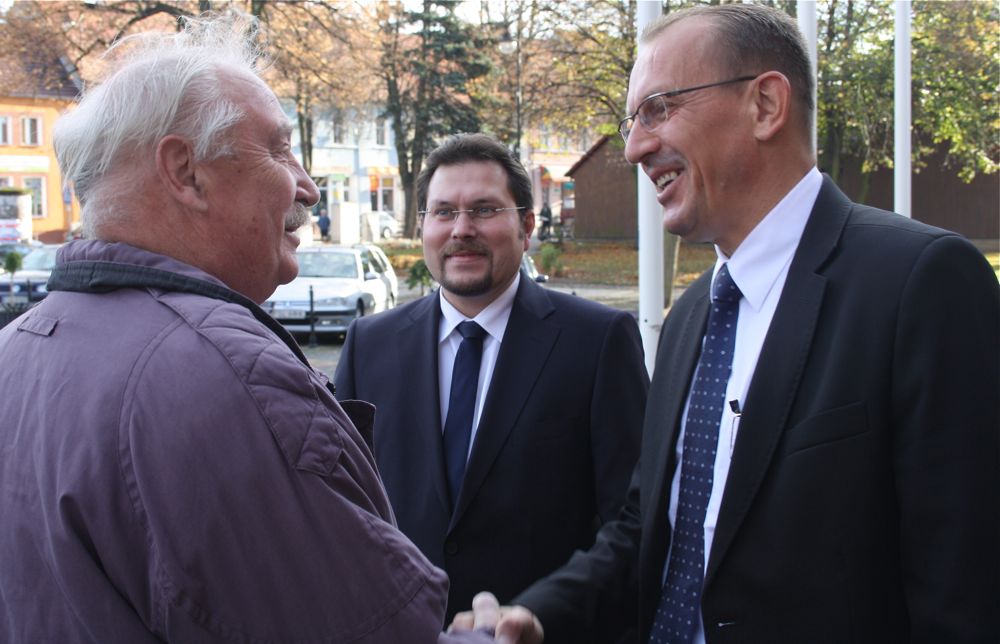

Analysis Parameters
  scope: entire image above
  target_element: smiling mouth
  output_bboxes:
[655,170,681,190]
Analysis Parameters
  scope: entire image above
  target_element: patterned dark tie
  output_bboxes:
[442,321,487,506]
[649,264,742,644]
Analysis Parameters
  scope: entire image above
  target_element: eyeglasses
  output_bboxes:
[418,206,525,222]
[618,75,758,142]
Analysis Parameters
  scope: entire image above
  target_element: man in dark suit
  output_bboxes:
[334,133,648,625]
[453,5,998,643]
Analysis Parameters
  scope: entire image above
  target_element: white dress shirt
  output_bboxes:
[666,167,822,643]
[437,272,520,459]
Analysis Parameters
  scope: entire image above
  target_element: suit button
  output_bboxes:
[445,542,459,556]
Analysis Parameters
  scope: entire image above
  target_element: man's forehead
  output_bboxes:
[221,72,292,136]
[223,71,282,111]
[628,18,716,106]
[427,161,510,200]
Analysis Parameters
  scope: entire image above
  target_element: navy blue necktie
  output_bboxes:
[650,264,742,644]
[443,321,487,506]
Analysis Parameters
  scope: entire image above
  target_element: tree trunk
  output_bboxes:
[295,90,313,177]
[857,169,872,204]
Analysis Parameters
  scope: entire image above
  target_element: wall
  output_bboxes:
[832,146,998,248]
[569,137,638,241]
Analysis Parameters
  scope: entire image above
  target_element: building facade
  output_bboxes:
[0,56,81,243]
[291,104,401,217]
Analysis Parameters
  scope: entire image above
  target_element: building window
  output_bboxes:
[560,181,575,210]
[0,177,11,188]
[23,177,45,218]
[370,175,395,212]
[0,116,9,145]
[21,117,41,146]
[375,116,386,146]
[381,177,394,213]
[332,112,345,144]
[343,177,351,202]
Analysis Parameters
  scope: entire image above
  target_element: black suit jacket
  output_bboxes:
[515,178,1000,643]
[335,274,648,624]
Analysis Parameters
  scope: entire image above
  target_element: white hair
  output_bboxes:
[54,12,267,236]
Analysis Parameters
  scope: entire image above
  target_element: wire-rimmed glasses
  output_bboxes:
[418,206,525,222]
[618,75,758,142]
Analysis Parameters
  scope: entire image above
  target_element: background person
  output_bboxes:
[537,202,552,240]
[0,13,506,643]
[335,133,648,625]
[317,206,331,241]
[455,4,999,643]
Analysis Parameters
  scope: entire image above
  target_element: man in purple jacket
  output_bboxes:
[0,12,515,644]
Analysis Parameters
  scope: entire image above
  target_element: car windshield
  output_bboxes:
[297,251,359,279]
[20,247,58,271]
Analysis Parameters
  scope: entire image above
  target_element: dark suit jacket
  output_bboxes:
[514,177,1000,643]
[334,274,648,624]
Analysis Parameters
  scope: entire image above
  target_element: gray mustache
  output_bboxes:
[286,204,310,230]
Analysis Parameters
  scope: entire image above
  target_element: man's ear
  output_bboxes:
[521,210,535,247]
[156,135,209,212]
[751,71,792,142]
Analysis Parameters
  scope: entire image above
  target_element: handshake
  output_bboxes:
[448,592,544,644]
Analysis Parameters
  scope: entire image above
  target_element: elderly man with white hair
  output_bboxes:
[0,13,514,644]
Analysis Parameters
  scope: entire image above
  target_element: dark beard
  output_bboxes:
[439,271,493,297]
[437,240,494,296]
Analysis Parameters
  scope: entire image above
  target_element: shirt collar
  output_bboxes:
[715,167,822,311]
[438,271,521,343]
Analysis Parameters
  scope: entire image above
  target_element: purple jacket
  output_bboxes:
[0,241,491,643]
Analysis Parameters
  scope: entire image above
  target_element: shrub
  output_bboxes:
[538,243,564,276]
[3,251,22,276]
[406,259,435,295]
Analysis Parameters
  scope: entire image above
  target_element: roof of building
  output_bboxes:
[566,134,612,177]
[0,49,82,101]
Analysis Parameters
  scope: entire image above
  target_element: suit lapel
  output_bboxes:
[449,278,558,530]
[398,294,452,516]
[705,177,852,585]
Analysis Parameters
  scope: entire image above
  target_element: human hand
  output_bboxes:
[449,592,544,644]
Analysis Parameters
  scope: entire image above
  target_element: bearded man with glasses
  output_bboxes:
[452,4,997,644]
[335,133,649,628]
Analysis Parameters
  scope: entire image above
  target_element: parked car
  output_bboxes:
[354,243,399,308]
[0,244,60,304]
[521,254,549,284]
[265,245,398,335]
[0,241,40,263]
[378,212,400,240]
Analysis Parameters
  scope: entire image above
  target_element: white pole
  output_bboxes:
[636,0,663,377]
[894,0,912,217]
[797,1,818,155]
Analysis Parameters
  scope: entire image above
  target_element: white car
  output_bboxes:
[265,246,397,335]
[378,212,400,239]
[0,244,60,304]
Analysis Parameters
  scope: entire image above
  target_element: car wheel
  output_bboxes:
[381,227,392,240]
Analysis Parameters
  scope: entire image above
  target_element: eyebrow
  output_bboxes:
[428,197,505,208]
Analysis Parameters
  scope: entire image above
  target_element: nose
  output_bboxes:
[450,211,478,238]
[623,121,658,166]
[293,158,321,207]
